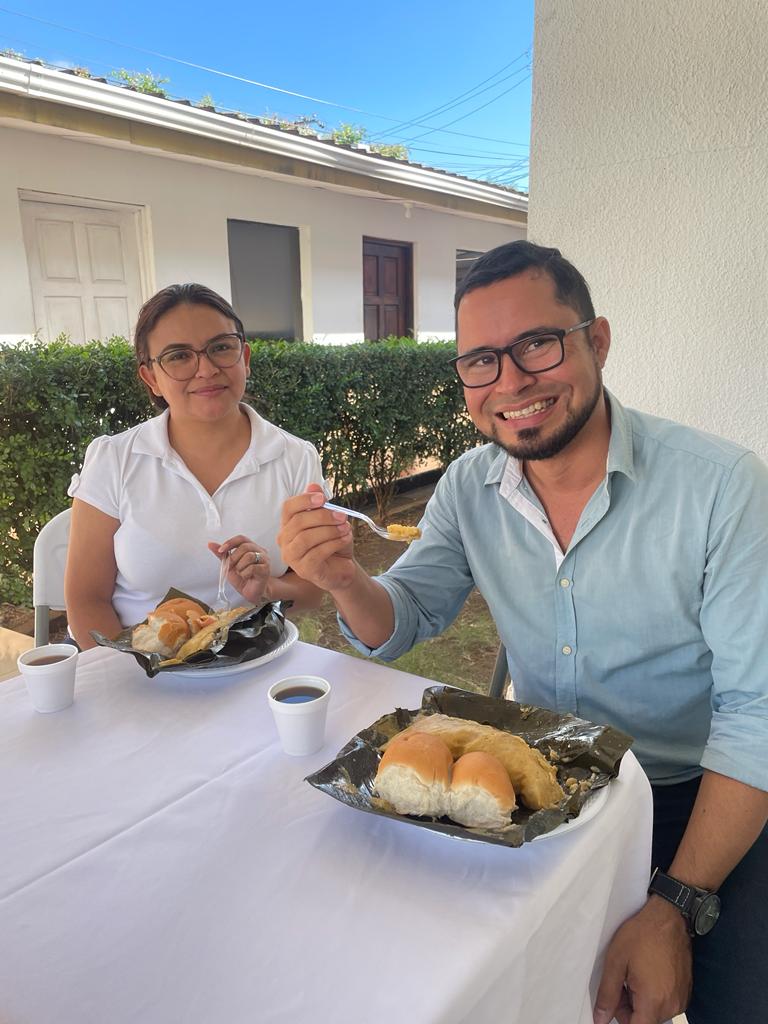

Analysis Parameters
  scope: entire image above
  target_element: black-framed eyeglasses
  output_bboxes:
[449,319,595,388]
[145,333,245,381]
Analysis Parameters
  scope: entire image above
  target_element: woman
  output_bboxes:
[65,283,325,650]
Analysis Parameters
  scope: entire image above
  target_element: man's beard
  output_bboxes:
[487,377,604,461]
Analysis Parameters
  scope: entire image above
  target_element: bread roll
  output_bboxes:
[374,732,452,818]
[131,611,189,657]
[449,751,516,829]
[394,713,563,810]
[155,598,206,621]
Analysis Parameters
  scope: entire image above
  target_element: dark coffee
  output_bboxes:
[275,686,325,704]
[27,654,70,666]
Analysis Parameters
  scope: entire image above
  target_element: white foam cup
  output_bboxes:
[17,643,79,713]
[267,675,331,756]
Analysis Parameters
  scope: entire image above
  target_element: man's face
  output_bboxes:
[456,269,610,461]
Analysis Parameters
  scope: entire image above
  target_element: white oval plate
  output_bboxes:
[433,780,610,847]
[530,782,610,842]
[157,619,299,682]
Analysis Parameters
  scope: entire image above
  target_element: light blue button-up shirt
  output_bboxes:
[342,392,768,789]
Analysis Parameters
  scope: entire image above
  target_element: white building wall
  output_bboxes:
[0,124,523,345]
[529,0,768,459]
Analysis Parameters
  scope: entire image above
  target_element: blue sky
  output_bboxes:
[0,1,534,189]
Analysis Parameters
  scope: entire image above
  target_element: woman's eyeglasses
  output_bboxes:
[146,334,245,381]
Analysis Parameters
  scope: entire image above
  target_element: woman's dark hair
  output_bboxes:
[134,283,245,410]
[454,240,595,323]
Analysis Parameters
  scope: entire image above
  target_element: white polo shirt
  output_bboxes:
[68,404,325,627]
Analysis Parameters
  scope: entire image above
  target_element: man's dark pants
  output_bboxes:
[651,777,768,1024]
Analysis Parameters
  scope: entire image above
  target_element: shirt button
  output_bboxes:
[559,578,570,588]
[561,645,573,656]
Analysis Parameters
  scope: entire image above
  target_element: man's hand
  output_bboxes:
[278,484,357,594]
[594,896,692,1024]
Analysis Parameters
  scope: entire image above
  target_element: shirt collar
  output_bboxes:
[483,387,637,488]
[604,390,637,481]
[131,403,286,467]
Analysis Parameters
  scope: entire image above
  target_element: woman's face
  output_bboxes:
[138,303,250,423]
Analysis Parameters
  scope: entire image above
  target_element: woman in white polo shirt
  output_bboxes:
[64,283,326,649]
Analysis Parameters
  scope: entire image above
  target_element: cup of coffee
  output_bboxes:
[267,675,331,756]
[17,643,79,713]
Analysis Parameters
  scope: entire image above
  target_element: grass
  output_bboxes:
[293,494,500,695]
[297,604,498,694]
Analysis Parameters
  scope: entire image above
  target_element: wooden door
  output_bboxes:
[362,238,413,340]
[20,199,144,343]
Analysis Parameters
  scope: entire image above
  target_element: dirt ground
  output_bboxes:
[1,485,500,691]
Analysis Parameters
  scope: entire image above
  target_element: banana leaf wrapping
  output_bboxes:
[306,685,633,848]
[91,588,288,678]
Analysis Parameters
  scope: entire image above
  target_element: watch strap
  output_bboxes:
[648,868,696,915]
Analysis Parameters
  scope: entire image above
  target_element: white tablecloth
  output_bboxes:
[0,642,652,1024]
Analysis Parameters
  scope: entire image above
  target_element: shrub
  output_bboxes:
[0,339,151,603]
[0,337,479,604]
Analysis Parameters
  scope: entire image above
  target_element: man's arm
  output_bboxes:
[594,770,768,1024]
[596,452,768,1024]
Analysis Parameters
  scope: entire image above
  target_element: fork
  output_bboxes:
[215,550,231,611]
[323,502,406,541]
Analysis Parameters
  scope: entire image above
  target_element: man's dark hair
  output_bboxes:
[134,283,245,410]
[454,240,595,322]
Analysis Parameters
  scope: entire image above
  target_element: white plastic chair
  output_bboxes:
[32,508,71,647]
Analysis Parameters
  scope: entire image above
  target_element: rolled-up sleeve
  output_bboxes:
[339,466,476,661]
[700,451,768,791]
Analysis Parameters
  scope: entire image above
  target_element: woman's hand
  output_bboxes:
[208,535,272,606]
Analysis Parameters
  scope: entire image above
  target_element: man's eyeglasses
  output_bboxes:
[449,319,595,388]
[145,333,245,381]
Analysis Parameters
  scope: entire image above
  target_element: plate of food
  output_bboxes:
[91,590,295,679]
[159,619,299,681]
[306,686,632,848]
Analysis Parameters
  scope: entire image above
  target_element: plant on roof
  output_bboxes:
[331,123,367,147]
[371,142,409,160]
[331,123,409,160]
[263,112,326,137]
[111,68,170,98]
[197,93,215,110]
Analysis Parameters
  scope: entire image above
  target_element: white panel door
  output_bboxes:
[20,199,144,343]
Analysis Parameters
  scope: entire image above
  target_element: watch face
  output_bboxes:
[693,894,721,936]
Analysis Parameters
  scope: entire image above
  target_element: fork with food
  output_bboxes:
[322,502,422,542]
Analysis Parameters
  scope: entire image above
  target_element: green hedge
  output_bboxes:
[0,336,479,604]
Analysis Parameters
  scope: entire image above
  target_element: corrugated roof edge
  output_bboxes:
[0,53,528,199]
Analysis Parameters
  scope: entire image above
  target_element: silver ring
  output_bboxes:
[253,551,262,565]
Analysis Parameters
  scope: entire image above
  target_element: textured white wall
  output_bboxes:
[529,0,768,459]
[0,125,523,344]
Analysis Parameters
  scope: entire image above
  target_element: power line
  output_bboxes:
[404,68,532,145]
[367,49,530,142]
[406,143,528,159]
[0,5,530,148]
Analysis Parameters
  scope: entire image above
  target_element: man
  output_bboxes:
[278,240,768,1024]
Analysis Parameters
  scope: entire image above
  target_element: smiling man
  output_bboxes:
[279,240,768,1024]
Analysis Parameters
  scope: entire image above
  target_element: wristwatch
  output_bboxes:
[648,868,721,936]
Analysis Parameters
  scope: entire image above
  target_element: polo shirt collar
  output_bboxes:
[483,387,637,490]
[131,403,287,468]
